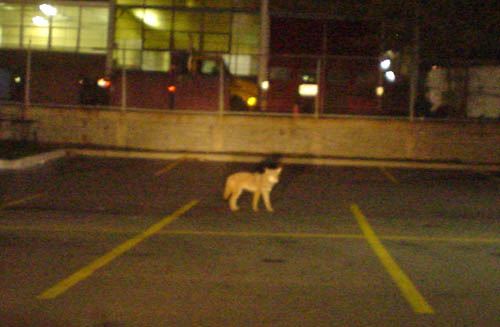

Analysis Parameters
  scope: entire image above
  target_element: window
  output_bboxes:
[223,54,257,76]
[143,9,173,49]
[51,6,79,50]
[142,50,170,71]
[204,12,231,33]
[116,8,142,50]
[231,13,259,54]
[204,33,229,52]
[174,11,201,32]
[113,2,259,70]
[173,31,200,51]
[80,7,109,53]
[0,3,108,53]
[0,2,22,48]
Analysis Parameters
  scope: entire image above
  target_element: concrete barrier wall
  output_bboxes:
[14,106,500,164]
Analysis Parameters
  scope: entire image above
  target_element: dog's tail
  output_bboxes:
[223,179,232,200]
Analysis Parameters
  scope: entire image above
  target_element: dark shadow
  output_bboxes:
[253,153,283,173]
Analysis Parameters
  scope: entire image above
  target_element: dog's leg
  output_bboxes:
[262,191,274,212]
[252,191,261,212]
[229,189,242,211]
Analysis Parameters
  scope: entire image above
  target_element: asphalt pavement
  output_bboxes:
[0,155,499,327]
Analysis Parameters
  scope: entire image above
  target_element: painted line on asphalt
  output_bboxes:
[154,158,186,176]
[379,167,399,184]
[350,203,434,314]
[0,193,46,210]
[37,199,198,300]
[1,224,499,244]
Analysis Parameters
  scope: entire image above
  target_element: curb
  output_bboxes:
[71,149,500,172]
[0,150,67,170]
[1,148,499,172]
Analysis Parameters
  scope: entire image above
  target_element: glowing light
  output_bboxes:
[247,97,257,107]
[380,59,391,70]
[298,84,318,97]
[97,78,111,88]
[376,86,384,97]
[132,9,159,28]
[39,4,57,16]
[167,85,176,93]
[260,80,269,91]
[385,71,396,82]
[32,16,49,26]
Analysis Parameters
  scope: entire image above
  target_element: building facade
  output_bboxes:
[0,0,262,75]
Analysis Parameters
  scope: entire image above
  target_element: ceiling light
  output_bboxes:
[40,4,57,16]
[32,16,49,26]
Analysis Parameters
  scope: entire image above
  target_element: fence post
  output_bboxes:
[314,57,321,118]
[24,43,32,109]
[409,2,421,121]
[258,0,270,111]
[105,0,116,79]
[121,66,127,110]
[218,58,225,115]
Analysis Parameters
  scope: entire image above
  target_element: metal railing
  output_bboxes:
[1,50,499,121]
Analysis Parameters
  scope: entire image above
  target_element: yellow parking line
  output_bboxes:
[0,193,46,210]
[154,158,186,176]
[37,199,198,300]
[350,203,434,314]
[379,167,399,184]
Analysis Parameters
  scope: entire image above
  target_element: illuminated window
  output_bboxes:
[115,49,142,68]
[173,31,200,51]
[0,3,22,47]
[223,54,257,76]
[231,13,259,54]
[143,9,173,49]
[51,6,79,50]
[142,51,171,71]
[204,13,231,33]
[204,33,229,52]
[112,2,259,71]
[116,8,142,50]
[174,11,201,32]
[0,3,108,53]
[80,7,108,53]
[22,5,48,48]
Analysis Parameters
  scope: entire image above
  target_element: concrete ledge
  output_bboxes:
[2,147,499,171]
[0,150,67,170]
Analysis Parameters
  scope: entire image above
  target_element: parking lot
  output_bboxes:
[1,155,499,327]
